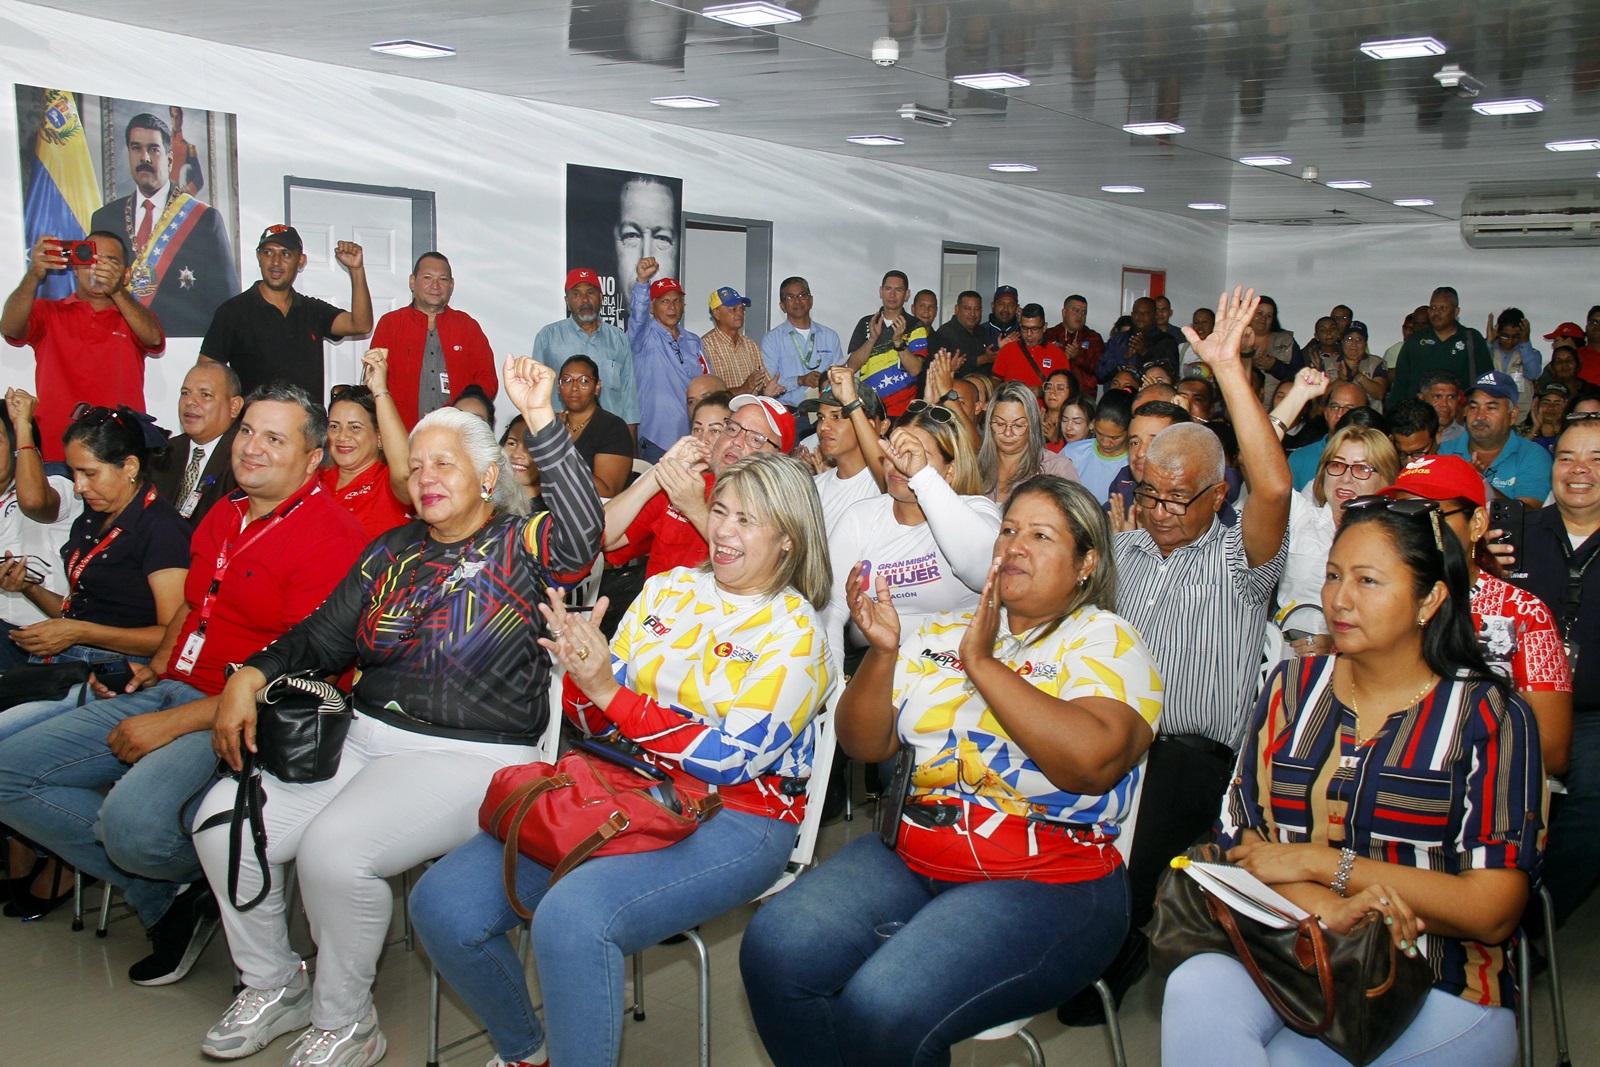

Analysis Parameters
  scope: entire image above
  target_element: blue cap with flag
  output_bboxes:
[710,286,752,310]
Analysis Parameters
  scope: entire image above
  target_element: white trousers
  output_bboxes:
[192,713,536,1030]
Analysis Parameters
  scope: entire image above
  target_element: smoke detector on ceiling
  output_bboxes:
[899,103,955,127]
[872,37,899,66]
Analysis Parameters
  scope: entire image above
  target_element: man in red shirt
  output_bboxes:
[993,303,1072,391]
[367,252,497,428]
[0,382,367,988]
[1,232,165,461]
[1044,293,1105,396]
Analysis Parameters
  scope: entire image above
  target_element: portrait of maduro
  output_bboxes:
[17,85,240,336]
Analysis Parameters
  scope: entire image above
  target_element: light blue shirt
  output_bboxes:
[1289,441,1323,490]
[760,321,846,408]
[1441,430,1552,503]
[1060,438,1126,504]
[628,282,706,448]
[531,316,640,426]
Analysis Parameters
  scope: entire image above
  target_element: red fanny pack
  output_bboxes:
[479,749,722,918]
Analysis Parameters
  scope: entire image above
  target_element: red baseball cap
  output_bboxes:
[1379,454,1486,509]
[729,394,796,453]
[1544,321,1585,341]
[564,268,601,292]
[649,278,684,301]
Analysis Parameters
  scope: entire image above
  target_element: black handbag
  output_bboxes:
[1148,846,1433,1065]
[0,661,91,710]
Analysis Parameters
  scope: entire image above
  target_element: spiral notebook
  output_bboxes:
[1183,860,1318,930]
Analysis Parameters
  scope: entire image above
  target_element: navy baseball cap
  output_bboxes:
[993,285,1018,300]
[1467,370,1518,403]
[257,224,303,252]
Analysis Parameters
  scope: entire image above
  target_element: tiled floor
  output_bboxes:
[3,804,1596,1067]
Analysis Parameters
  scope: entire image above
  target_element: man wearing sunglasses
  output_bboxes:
[1442,370,1551,508]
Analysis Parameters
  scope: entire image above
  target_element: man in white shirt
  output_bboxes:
[806,370,889,530]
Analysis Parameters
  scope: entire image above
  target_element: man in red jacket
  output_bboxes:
[368,252,497,427]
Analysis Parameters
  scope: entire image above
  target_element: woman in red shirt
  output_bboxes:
[320,349,412,540]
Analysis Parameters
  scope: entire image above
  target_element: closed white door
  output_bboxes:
[288,187,413,393]
[682,224,747,338]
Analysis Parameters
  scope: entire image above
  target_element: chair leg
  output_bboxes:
[630,951,646,1021]
[426,966,441,1067]
[1095,977,1127,1067]
[71,869,84,932]
[1517,933,1533,1067]
[400,868,414,952]
[686,929,711,1067]
[1016,1026,1045,1067]
[1539,887,1571,1067]
[96,881,112,937]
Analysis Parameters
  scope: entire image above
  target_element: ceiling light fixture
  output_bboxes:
[1545,139,1600,152]
[988,162,1038,173]
[1124,121,1185,136]
[1188,202,1228,210]
[1393,198,1435,207]
[1325,180,1373,190]
[1471,98,1545,116]
[1359,36,1447,60]
[1102,185,1145,193]
[1239,155,1292,166]
[701,1,802,27]
[369,39,455,59]
[954,72,1031,91]
[847,134,904,146]
[650,95,720,109]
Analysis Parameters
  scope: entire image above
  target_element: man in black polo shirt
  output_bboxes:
[200,225,373,399]
[934,290,991,373]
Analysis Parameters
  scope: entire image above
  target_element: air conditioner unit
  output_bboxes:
[1460,181,1600,248]
[899,103,954,127]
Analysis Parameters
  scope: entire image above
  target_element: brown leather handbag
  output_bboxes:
[1148,847,1433,1065]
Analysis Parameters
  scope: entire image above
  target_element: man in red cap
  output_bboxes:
[368,251,496,428]
[1548,312,1600,388]
[533,266,638,439]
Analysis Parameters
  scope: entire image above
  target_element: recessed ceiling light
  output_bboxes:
[954,72,1031,91]
[1239,155,1292,166]
[1124,121,1185,136]
[988,162,1038,173]
[650,95,721,109]
[1546,139,1600,152]
[1102,185,1145,193]
[1393,198,1435,207]
[1188,202,1228,210]
[1471,98,1544,116]
[1359,36,1447,60]
[369,39,455,59]
[847,134,904,146]
[701,1,801,27]
[1326,180,1373,190]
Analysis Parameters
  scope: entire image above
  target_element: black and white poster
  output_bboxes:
[565,164,683,330]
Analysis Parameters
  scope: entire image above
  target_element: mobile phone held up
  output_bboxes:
[55,239,98,267]
[1489,498,1526,577]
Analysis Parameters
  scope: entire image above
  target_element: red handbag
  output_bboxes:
[479,748,723,919]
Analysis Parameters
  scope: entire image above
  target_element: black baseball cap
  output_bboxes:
[257,224,303,253]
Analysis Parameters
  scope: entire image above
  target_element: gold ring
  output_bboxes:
[577,646,591,660]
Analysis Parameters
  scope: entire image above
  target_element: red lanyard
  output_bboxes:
[191,494,307,638]
[59,485,158,613]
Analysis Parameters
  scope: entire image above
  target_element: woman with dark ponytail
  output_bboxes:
[1160,494,1544,1066]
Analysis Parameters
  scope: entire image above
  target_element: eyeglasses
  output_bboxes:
[1397,447,1432,463]
[780,291,811,302]
[719,418,774,450]
[559,375,596,387]
[1343,495,1445,550]
[903,400,956,425]
[1134,481,1220,516]
[1325,401,1358,415]
[68,402,126,425]
[1565,411,1600,422]
[991,419,1032,437]
[1323,459,1378,480]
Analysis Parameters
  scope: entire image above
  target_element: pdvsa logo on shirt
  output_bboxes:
[1017,660,1058,680]
[642,614,670,636]
[921,648,964,671]
[713,641,756,663]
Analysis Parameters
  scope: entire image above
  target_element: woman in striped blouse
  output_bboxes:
[1162,497,1545,1066]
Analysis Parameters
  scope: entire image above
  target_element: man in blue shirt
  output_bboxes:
[760,275,844,411]
[1441,370,1552,506]
[533,267,639,437]
[628,257,706,462]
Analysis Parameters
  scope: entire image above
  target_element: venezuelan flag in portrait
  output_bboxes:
[22,89,101,299]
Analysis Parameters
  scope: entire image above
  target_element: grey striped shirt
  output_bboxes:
[1113,519,1288,748]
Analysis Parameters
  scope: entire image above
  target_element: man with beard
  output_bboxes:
[370,252,497,428]
[533,266,637,436]
[89,112,237,337]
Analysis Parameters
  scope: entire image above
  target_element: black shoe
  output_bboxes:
[128,882,220,986]
[1058,929,1150,1027]
[3,857,79,921]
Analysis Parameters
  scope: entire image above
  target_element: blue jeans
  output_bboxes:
[0,651,148,744]
[739,834,1130,1067]
[411,809,795,1067]
[1546,711,1600,927]
[0,679,219,926]
[1161,953,1516,1066]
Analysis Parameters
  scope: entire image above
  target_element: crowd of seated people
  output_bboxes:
[2,219,1598,1067]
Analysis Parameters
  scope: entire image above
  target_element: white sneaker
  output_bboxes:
[282,1007,386,1067]
[202,967,312,1060]
[485,1054,548,1067]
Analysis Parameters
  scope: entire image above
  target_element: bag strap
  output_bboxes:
[495,774,570,920]
[549,811,631,886]
[1205,892,1335,1034]
[192,751,272,912]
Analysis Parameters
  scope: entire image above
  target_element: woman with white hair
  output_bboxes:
[190,356,603,1067]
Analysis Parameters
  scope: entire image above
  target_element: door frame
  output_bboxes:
[284,177,438,270]
[683,213,774,336]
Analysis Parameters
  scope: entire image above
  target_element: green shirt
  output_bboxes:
[1392,325,1489,403]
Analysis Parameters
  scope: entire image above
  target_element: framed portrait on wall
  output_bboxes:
[15,85,240,335]
[566,164,683,330]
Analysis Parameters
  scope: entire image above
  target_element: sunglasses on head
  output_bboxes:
[68,402,127,426]
[1565,411,1600,422]
[1342,495,1445,551]
[903,400,956,425]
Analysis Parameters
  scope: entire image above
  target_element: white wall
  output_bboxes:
[1225,221,1600,356]
[0,0,1227,428]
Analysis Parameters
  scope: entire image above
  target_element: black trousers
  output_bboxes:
[1127,733,1236,931]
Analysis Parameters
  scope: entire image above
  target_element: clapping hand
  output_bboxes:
[925,350,956,402]
[1108,492,1140,534]
[537,586,618,701]
[845,562,901,654]
[1185,286,1261,376]
[958,559,1004,668]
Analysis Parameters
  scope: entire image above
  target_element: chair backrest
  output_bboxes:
[536,666,567,763]
[568,553,605,613]
[631,457,654,478]
[1114,750,1149,864]
[756,703,837,900]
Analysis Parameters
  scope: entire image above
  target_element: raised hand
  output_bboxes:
[661,434,710,470]
[1184,286,1261,376]
[881,428,929,481]
[827,364,858,405]
[958,559,1003,667]
[334,241,365,271]
[5,387,38,428]
[637,256,659,284]
[503,354,555,419]
[845,562,901,653]
[361,348,390,393]
[925,350,955,401]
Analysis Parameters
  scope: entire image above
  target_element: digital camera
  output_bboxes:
[57,239,98,266]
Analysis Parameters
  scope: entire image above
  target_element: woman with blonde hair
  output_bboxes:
[978,380,1080,502]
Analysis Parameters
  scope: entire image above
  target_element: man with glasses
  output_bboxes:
[628,256,707,462]
[1288,380,1368,488]
[1388,397,1442,465]
[1329,304,1355,334]
[1442,370,1551,508]
[761,276,845,412]
[532,266,638,439]
[993,303,1070,390]
[1391,285,1490,404]
[369,252,498,430]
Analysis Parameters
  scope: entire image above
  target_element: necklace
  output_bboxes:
[562,410,594,439]
[1347,674,1437,746]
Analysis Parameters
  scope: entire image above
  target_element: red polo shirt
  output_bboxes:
[369,304,497,428]
[5,295,163,461]
[318,461,412,541]
[164,477,368,696]
[604,473,713,578]
[1577,345,1600,388]
[993,339,1071,390]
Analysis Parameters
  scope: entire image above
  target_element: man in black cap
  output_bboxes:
[199,225,372,399]
[980,284,1021,349]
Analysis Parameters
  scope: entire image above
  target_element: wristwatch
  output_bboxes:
[839,399,863,416]
[941,390,960,402]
